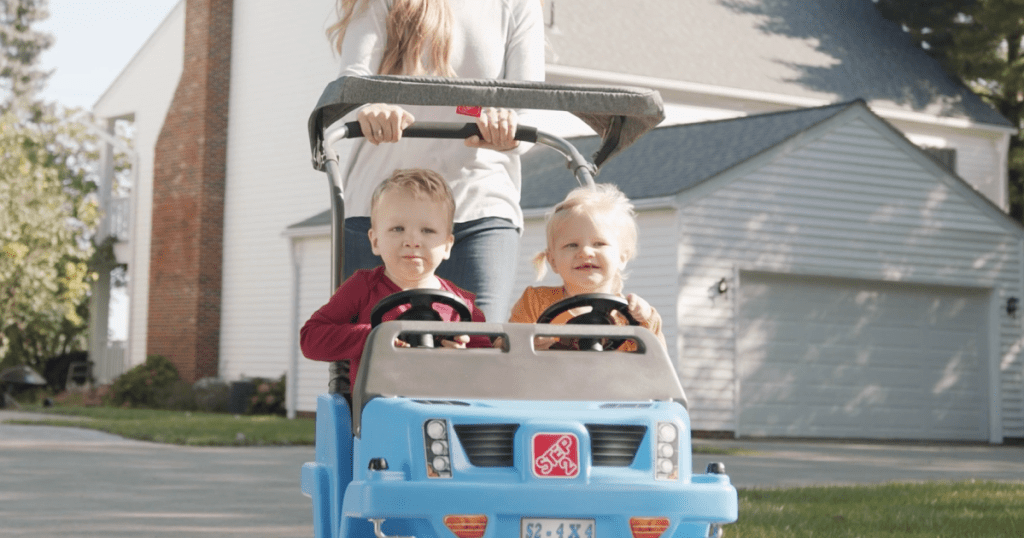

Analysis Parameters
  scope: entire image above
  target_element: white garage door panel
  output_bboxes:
[744,366,928,397]
[738,273,988,441]
[742,405,935,437]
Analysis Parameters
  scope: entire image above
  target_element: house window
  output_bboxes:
[921,146,957,174]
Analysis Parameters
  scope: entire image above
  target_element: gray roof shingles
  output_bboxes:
[520,100,857,209]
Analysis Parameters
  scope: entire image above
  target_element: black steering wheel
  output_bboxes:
[536,293,639,351]
[370,289,473,348]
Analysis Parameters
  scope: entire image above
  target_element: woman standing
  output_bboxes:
[328,0,545,321]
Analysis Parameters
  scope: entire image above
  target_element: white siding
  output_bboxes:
[92,2,186,370]
[626,211,679,359]
[893,118,1007,211]
[676,112,1024,438]
[218,0,344,384]
[292,236,333,413]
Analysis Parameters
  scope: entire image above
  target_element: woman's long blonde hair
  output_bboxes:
[327,0,456,77]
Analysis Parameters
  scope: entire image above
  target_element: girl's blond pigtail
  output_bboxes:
[532,250,549,281]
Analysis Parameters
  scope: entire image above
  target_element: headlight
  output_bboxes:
[655,422,679,480]
[426,419,447,439]
[424,419,452,478]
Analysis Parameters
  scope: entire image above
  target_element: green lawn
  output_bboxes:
[9,405,316,446]
[731,481,1024,537]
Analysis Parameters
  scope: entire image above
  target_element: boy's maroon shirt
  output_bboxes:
[300,266,488,389]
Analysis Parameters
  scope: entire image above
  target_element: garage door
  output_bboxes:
[737,272,989,441]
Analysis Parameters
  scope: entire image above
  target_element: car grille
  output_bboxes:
[412,399,470,406]
[454,424,518,467]
[599,403,653,409]
[586,424,647,466]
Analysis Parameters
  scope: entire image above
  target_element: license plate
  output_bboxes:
[521,518,594,538]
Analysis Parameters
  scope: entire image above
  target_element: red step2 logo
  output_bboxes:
[532,433,580,478]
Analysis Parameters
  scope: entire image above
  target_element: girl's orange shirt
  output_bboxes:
[508,286,666,352]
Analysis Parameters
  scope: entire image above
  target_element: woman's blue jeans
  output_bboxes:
[343,216,520,322]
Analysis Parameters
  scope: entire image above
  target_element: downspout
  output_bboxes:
[731,265,741,439]
[124,131,140,371]
[287,237,302,419]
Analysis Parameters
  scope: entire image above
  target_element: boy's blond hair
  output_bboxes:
[534,183,638,294]
[370,168,456,231]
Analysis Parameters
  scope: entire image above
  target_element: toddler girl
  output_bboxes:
[509,184,666,350]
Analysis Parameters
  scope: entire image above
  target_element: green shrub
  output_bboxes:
[248,374,286,416]
[108,355,180,408]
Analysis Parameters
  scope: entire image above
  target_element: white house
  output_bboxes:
[92,0,1022,441]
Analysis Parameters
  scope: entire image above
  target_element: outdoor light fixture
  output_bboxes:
[1007,297,1019,318]
[707,277,729,299]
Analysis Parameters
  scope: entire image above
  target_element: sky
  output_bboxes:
[38,0,181,110]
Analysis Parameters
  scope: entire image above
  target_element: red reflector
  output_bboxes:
[444,515,488,538]
[630,517,670,538]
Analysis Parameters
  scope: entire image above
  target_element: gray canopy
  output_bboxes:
[308,75,664,171]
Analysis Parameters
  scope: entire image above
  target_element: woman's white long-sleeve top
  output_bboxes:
[337,0,545,230]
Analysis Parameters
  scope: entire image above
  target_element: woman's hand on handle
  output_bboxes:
[465,107,520,151]
[358,104,415,145]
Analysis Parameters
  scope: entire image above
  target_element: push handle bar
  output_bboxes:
[323,121,591,189]
[340,121,538,143]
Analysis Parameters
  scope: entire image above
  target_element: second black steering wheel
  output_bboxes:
[536,293,638,351]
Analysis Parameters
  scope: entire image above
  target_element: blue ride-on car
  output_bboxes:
[301,290,738,538]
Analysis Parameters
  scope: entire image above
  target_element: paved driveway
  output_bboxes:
[0,417,314,538]
[2,412,1022,537]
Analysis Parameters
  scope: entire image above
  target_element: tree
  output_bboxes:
[0,111,99,371]
[874,0,1024,222]
[0,0,104,373]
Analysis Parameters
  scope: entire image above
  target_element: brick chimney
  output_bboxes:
[148,0,233,382]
